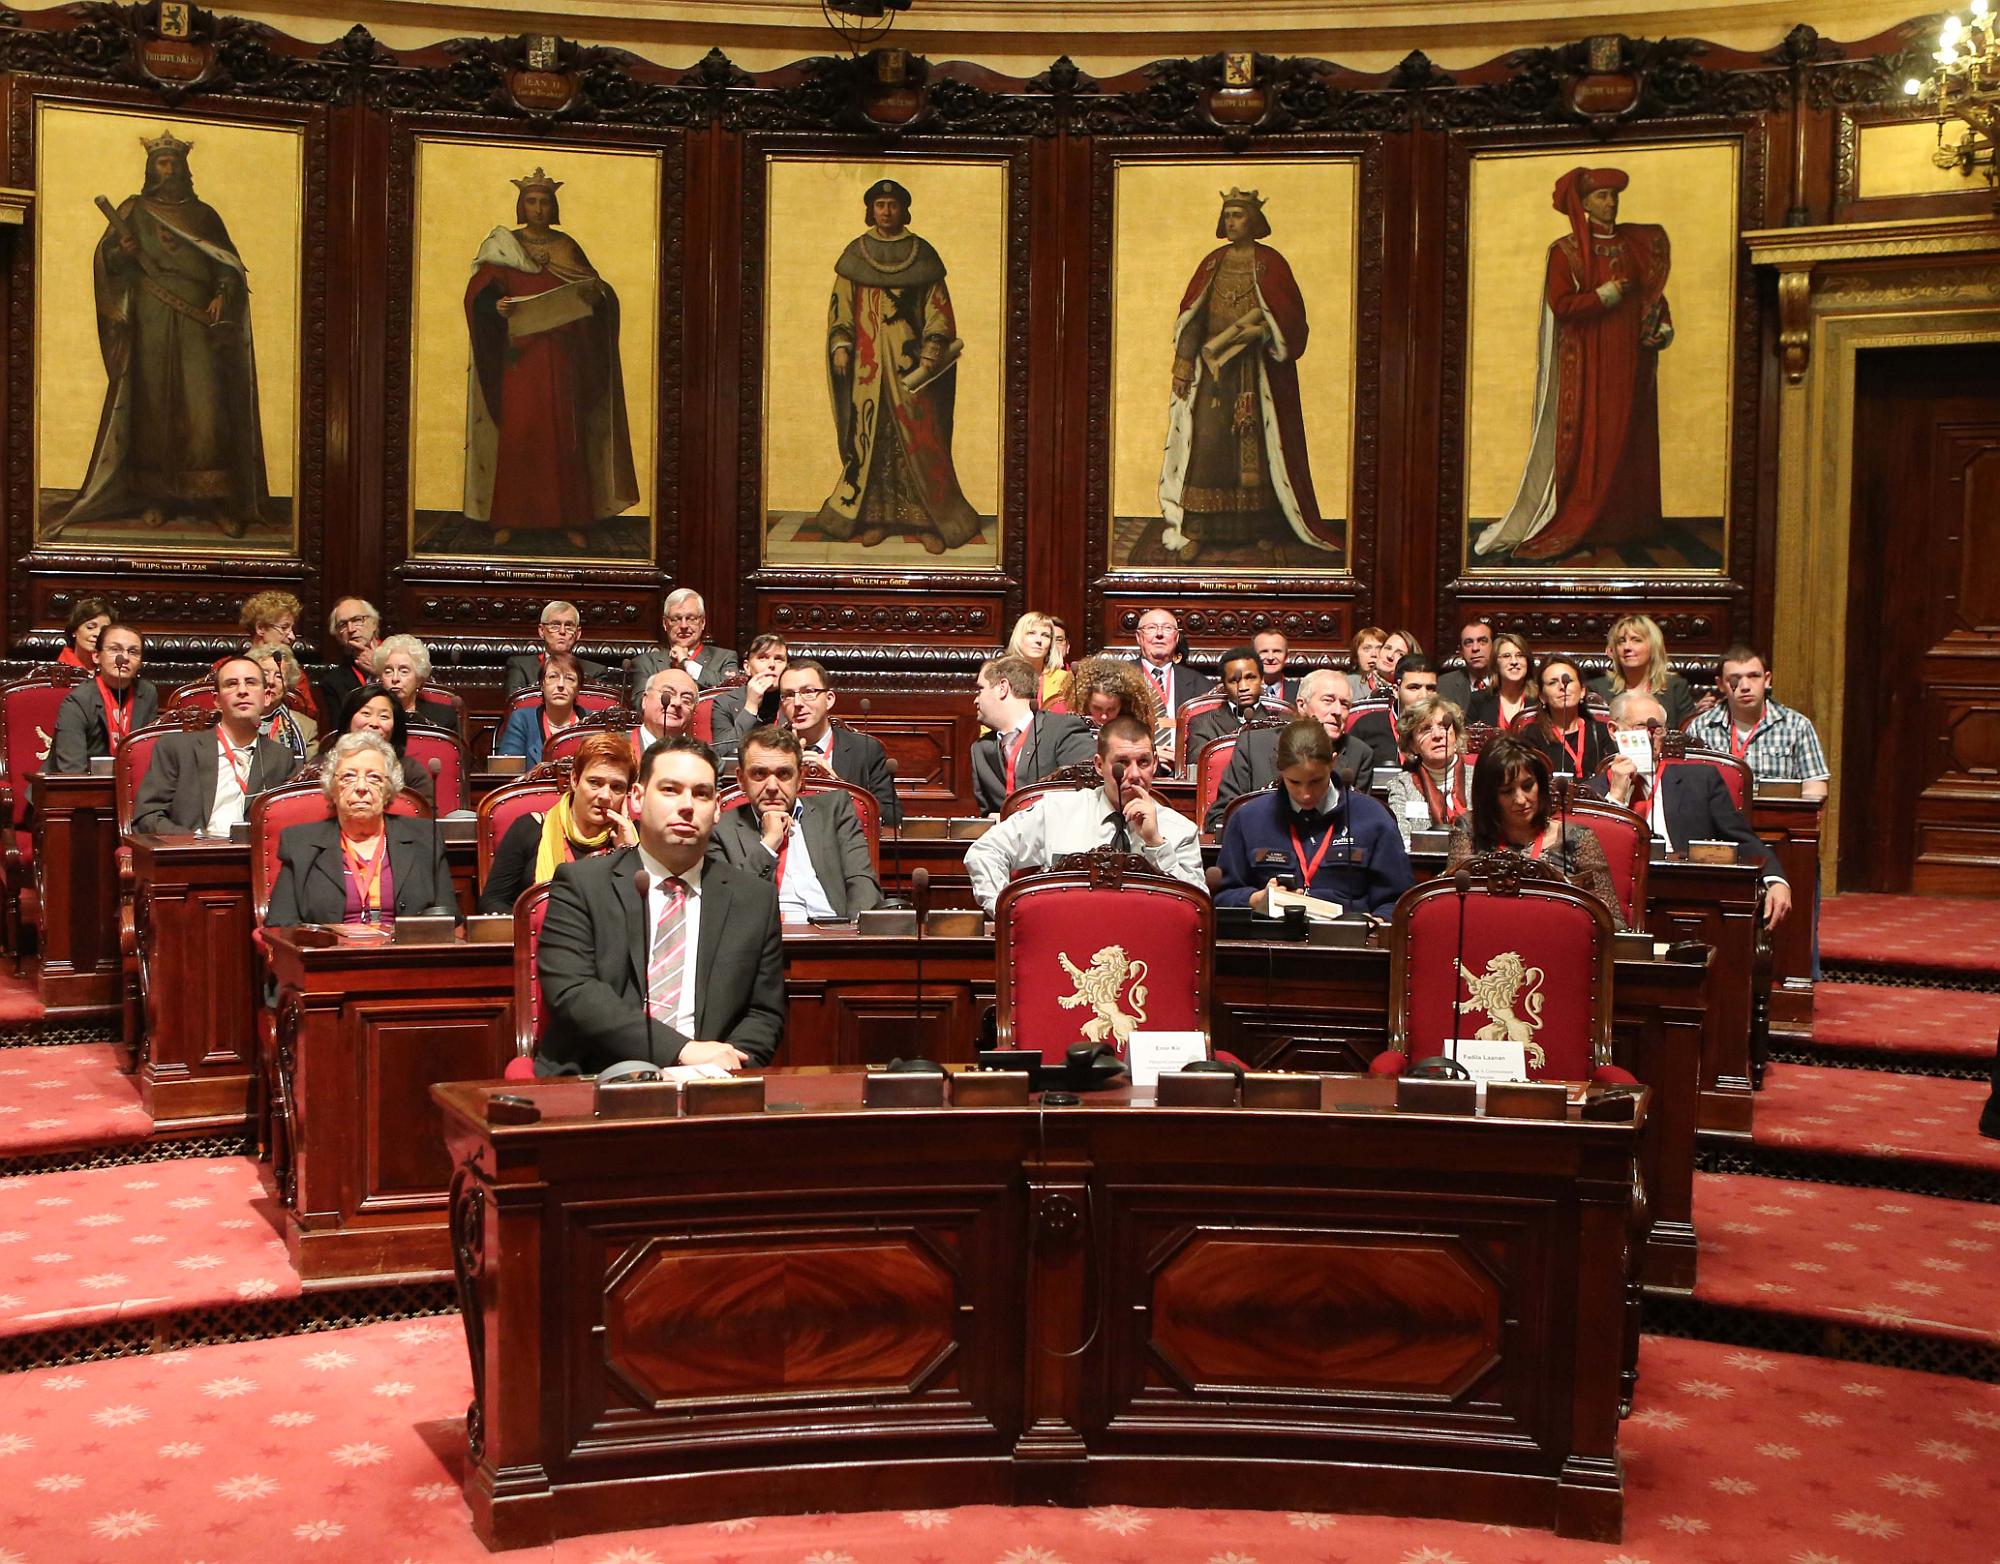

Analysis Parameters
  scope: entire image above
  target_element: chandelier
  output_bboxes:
[1905,1,2000,189]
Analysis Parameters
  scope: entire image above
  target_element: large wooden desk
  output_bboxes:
[1752,795,1823,1035]
[130,833,484,1134]
[438,1071,1642,1550]
[784,926,1705,1291]
[265,928,513,1283]
[31,773,121,1021]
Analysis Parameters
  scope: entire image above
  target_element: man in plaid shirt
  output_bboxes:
[1687,645,1829,801]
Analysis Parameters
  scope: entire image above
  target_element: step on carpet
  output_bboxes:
[0,1043,147,1158]
[0,1156,297,1345]
[2,1322,1998,1563]
[1822,893,2000,979]
[0,962,45,1028]
[1756,1063,2000,1175]
[1805,981,2000,1068]
[1692,1171,2000,1351]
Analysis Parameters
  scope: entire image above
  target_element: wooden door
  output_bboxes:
[1843,344,2000,894]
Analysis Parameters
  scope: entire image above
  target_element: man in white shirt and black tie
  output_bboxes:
[965,716,1204,913]
[536,735,784,1076]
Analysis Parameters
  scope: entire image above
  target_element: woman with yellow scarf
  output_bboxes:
[478,731,637,914]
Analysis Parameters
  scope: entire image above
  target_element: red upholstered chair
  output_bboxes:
[997,762,1100,820]
[1192,733,1241,837]
[476,760,573,887]
[1371,854,1629,1085]
[402,727,469,815]
[507,681,623,718]
[1556,787,1651,930]
[993,854,1212,1064]
[1173,696,1226,763]
[419,686,469,743]
[0,665,91,965]
[507,882,554,1080]
[1661,736,1752,813]
[544,711,638,764]
[690,687,733,744]
[714,771,883,876]
[166,680,219,714]
[1345,698,1390,733]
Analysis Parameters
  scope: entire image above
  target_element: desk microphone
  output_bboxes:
[1450,867,1473,1066]
[911,866,930,1057]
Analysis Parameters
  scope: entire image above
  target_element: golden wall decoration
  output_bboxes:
[1462,140,1739,576]
[1106,156,1357,575]
[406,134,661,564]
[760,154,1007,570]
[34,103,303,556]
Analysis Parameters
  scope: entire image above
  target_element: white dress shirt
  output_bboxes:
[637,846,704,1041]
[964,786,1205,913]
[207,732,253,834]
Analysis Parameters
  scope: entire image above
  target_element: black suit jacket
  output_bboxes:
[130,728,298,834]
[1589,762,1783,879]
[707,683,781,760]
[50,679,160,774]
[1185,700,1288,760]
[1205,727,1376,834]
[970,713,1096,814]
[707,795,884,920]
[477,812,625,916]
[264,817,455,927]
[503,652,608,699]
[313,661,372,729]
[629,643,741,699]
[1125,656,1201,715]
[1350,709,1404,773]
[823,724,901,827]
[535,845,785,1075]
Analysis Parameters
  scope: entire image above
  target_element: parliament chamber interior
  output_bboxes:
[0,0,1998,1556]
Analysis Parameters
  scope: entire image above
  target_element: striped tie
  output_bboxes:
[646,876,689,1027]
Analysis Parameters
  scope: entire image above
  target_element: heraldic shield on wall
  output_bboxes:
[1106,157,1359,575]
[405,135,661,564]
[1462,141,1740,576]
[34,104,304,557]
[760,155,1008,571]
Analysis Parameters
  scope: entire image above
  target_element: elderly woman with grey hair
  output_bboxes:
[264,731,454,928]
[371,633,460,734]
[1380,694,1469,846]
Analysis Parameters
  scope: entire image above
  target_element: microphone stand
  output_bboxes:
[1450,868,1473,1068]
[910,866,930,1058]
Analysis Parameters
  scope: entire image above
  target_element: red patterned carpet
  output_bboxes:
[1692,1171,2000,1346]
[1755,1062,2000,1170]
[0,1043,148,1158]
[1821,893,2000,975]
[0,963,44,1027]
[2,1319,1997,1563]
[0,1158,297,1342]
[1811,982,2000,1063]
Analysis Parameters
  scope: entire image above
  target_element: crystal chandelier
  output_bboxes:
[1905,1,2000,190]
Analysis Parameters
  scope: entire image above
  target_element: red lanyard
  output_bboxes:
[1555,721,1585,775]
[218,734,253,795]
[1526,829,1549,861]
[772,820,792,886]
[97,678,133,747]
[1004,725,1030,790]
[1728,719,1760,759]
[1287,812,1337,887]
[341,835,387,918]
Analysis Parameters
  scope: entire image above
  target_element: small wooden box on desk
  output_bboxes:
[263,926,513,1284]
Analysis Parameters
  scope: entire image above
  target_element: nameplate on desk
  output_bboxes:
[1755,779,1804,800]
[1324,1073,1395,1111]
[897,817,949,839]
[1127,1030,1209,1088]
[862,1070,945,1109]
[1157,1069,1238,1107]
[390,915,458,944]
[1240,1072,1319,1110]
[855,909,984,937]
[1686,839,1737,865]
[1396,1076,1477,1114]
[88,755,114,776]
[1410,829,1451,853]
[1484,1080,1570,1120]
[1306,919,1372,949]
[594,1079,681,1119]
[484,755,527,776]
[1648,837,1670,861]
[437,816,477,843]
[949,1069,1030,1107]
[947,817,992,839]
[683,1076,765,1116]
[228,821,252,844]
[1612,930,1656,962]
[464,914,514,944]
[1446,1036,1528,1084]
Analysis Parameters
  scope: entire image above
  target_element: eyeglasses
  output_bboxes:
[334,772,386,793]
[335,614,374,631]
[541,620,580,632]
[784,686,830,701]
[665,612,705,626]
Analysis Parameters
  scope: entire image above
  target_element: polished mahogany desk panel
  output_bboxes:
[437,1072,1641,1551]
[264,928,512,1284]
[31,773,121,1021]
[1752,795,1822,1035]
[783,926,1703,1291]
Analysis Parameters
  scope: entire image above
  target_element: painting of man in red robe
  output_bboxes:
[1156,189,1344,567]
[461,167,638,553]
[1475,166,1674,563]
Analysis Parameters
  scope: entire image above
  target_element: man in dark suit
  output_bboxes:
[1437,618,1495,711]
[131,657,297,833]
[779,659,900,827]
[315,597,381,721]
[50,624,159,774]
[1185,644,1289,760]
[1253,629,1291,705]
[1127,608,1201,735]
[971,654,1095,814]
[536,735,784,1076]
[502,599,608,697]
[705,633,789,763]
[1350,656,1439,772]
[628,587,740,701]
[1591,690,1793,929]
[709,726,882,921]
[1206,670,1376,834]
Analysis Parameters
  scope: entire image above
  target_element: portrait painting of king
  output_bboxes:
[35,111,302,554]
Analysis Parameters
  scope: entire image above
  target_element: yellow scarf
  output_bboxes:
[533,793,613,885]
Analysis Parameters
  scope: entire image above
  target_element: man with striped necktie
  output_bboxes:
[535,735,785,1077]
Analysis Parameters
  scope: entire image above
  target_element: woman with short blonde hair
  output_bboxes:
[1587,613,1699,728]
[1005,611,1072,712]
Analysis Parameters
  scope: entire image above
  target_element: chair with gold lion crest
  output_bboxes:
[1368,852,1634,1087]
[992,848,1212,1065]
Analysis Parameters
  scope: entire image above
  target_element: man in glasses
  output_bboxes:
[634,668,699,755]
[503,599,607,697]
[629,588,740,701]
[777,659,899,826]
[1594,690,1792,928]
[316,597,381,718]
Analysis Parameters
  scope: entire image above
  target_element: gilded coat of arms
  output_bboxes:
[1455,951,1547,1069]
[1058,945,1149,1050]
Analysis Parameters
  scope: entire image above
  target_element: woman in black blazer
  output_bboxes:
[266,731,454,927]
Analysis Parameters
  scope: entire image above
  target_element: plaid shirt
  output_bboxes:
[1687,697,1829,783]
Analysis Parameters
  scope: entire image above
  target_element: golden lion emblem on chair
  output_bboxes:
[1455,950,1547,1069]
[1058,944,1149,1049]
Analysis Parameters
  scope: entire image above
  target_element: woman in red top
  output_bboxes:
[58,597,113,669]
